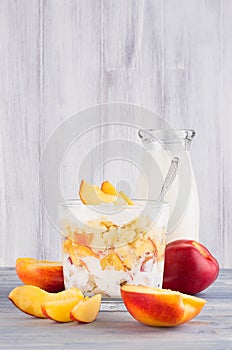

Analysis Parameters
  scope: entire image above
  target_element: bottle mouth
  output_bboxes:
[138,129,196,145]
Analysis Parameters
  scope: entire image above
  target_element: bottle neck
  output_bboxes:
[138,129,195,151]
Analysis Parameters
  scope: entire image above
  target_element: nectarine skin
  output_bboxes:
[163,240,219,294]
[16,258,65,293]
[121,285,206,327]
[121,289,184,326]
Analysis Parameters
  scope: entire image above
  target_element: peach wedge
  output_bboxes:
[121,284,206,327]
[100,252,126,272]
[101,180,118,195]
[70,294,102,323]
[79,180,117,205]
[16,258,64,293]
[41,297,84,322]
[8,285,83,318]
[101,180,134,205]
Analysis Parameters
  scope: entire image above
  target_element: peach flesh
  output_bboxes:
[121,284,206,327]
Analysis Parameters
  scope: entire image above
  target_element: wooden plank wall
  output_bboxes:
[0,0,231,267]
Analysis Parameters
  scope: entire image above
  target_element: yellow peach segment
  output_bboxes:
[100,220,118,229]
[70,294,102,323]
[63,239,80,266]
[16,258,64,293]
[8,285,83,318]
[121,284,206,327]
[100,253,126,272]
[63,240,99,267]
[123,255,137,270]
[115,245,136,270]
[132,238,157,258]
[79,179,117,205]
[63,238,72,254]
[41,296,84,322]
[118,191,134,205]
[101,180,134,205]
[101,180,118,195]
[72,242,99,259]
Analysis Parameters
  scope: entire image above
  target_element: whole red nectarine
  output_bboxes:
[163,240,219,294]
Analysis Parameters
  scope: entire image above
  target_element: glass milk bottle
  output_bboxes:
[137,129,199,243]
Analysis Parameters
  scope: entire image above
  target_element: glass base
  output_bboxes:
[100,298,127,312]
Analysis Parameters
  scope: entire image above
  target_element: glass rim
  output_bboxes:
[58,198,169,208]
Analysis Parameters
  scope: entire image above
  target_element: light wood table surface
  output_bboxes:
[0,268,231,350]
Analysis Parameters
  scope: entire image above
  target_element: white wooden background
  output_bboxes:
[0,0,232,268]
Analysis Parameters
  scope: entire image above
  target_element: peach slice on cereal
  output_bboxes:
[101,180,118,196]
[79,180,117,205]
[101,180,134,205]
[118,191,134,205]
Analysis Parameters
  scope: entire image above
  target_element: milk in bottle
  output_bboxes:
[137,129,199,243]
